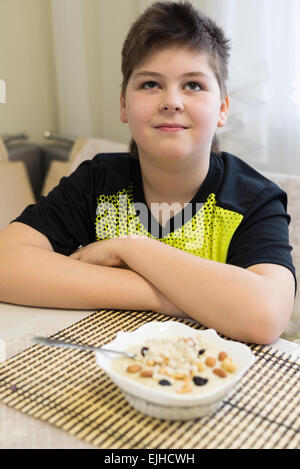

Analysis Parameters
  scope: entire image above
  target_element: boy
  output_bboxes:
[0,1,296,344]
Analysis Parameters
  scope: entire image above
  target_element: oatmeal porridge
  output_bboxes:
[112,335,237,395]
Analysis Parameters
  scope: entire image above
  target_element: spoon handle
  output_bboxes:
[33,337,135,358]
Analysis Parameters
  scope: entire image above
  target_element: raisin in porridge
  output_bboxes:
[112,335,237,395]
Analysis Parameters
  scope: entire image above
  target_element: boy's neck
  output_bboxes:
[138,153,210,207]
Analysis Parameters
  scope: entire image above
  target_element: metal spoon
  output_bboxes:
[33,336,135,358]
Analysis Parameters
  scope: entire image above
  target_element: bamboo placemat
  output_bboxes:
[0,309,299,449]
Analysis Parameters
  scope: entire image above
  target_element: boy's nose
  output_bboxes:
[159,100,184,112]
[160,103,184,112]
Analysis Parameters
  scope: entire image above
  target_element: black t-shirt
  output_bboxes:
[13,151,297,293]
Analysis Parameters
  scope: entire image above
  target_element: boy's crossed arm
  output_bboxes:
[0,223,185,318]
[0,223,294,344]
[70,236,295,344]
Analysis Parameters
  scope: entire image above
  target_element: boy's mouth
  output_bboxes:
[155,123,188,132]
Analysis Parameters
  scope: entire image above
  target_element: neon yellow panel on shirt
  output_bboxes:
[95,182,244,264]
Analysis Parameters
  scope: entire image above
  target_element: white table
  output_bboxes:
[0,302,299,449]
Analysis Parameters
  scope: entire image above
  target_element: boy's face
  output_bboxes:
[120,45,229,166]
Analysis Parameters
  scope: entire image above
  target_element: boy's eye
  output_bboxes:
[141,81,159,89]
[140,80,203,91]
[185,81,203,91]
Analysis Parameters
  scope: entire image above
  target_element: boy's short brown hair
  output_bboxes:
[121,0,231,158]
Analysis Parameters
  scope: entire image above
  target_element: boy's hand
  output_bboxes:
[70,236,150,268]
[70,239,127,268]
[70,237,188,318]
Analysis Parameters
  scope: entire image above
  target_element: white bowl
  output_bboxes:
[95,321,255,420]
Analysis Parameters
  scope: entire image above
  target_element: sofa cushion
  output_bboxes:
[68,137,128,175]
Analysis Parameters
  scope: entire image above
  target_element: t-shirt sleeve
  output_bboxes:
[11,156,104,256]
[226,182,297,295]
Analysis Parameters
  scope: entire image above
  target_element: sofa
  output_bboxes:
[0,137,35,231]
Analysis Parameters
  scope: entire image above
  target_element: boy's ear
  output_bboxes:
[217,94,230,128]
[120,93,128,124]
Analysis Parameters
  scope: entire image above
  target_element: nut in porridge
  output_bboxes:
[140,369,153,378]
[205,357,217,367]
[176,383,192,394]
[146,359,156,366]
[213,368,227,378]
[222,359,236,373]
[218,351,227,361]
[173,372,187,380]
[126,364,142,373]
[197,362,205,372]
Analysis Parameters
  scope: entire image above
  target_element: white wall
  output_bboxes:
[0,0,140,145]
[0,0,58,144]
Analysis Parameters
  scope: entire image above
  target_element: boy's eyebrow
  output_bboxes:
[133,71,212,80]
